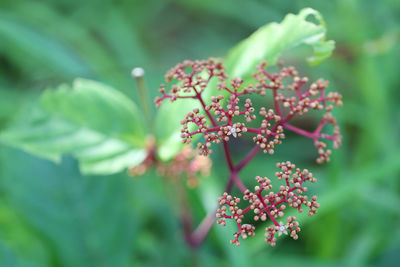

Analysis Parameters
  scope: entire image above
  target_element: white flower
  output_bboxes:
[276,222,288,236]
[228,127,237,138]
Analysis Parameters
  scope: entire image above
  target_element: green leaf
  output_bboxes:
[0,78,146,175]
[225,8,335,78]
[0,148,140,267]
[155,8,334,161]
[0,203,50,267]
[155,99,197,161]
[0,14,90,78]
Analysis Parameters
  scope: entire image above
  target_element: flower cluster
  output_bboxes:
[154,58,227,107]
[129,139,211,188]
[254,62,342,163]
[154,58,342,247]
[216,161,320,246]
[128,136,157,177]
[156,59,342,163]
[158,145,212,188]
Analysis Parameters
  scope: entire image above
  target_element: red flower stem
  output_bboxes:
[206,126,221,133]
[184,170,241,248]
[261,69,274,80]
[221,86,234,94]
[241,206,252,214]
[222,140,235,172]
[314,119,329,133]
[194,90,218,128]
[246,128,261,134]
[231,171,247,193]
[186,210,215,247]
[236,145,260,172]
[273,89,282,116]
[187,130,201,137]
[283,123,316,139]
[266,210,280,226]
[284,122,336,142]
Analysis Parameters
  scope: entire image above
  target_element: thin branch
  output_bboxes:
[184,170,240,248]
[236,145,260,172]
[283,123,316,139]
[222,141,235,171]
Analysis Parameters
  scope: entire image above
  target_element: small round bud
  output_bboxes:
[131,67,145,78]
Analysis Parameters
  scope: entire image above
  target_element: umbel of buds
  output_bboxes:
[154,58,342,247]
[216,162,319,246]
[156,59,342,162]
[129,137,211,188]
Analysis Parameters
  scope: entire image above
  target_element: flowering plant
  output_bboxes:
[0,8,340,248]
[155,58,342,246]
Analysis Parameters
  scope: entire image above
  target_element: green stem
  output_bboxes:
[132,68,153,132]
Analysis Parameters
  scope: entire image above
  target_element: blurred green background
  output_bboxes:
[0,0,399,266]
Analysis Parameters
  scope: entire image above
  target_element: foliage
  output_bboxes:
[0,0,399,266]
[0,79,146,175]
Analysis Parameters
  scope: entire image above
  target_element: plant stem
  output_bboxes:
[222,141,235,171]
[283,123,316,139]
[236,145,261,172]
[132,68,153,132]
[184,170,241,248]
[182,89,270,248]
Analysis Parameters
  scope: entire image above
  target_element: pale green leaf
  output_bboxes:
[225,8,335,78]
[155,98,199,161]
[0,78,146,175]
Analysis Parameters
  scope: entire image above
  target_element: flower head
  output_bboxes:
[217,161,320,246]
[156,59,342,163]
[276,222,288,236]
[153,58,341,247]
